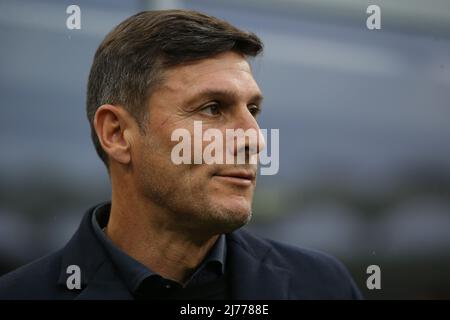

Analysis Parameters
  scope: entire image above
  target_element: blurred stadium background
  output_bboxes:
[1,0,449,299]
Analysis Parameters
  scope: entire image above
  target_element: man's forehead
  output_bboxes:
[161,52,255,91]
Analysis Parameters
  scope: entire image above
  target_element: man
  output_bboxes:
[0,10,362,299]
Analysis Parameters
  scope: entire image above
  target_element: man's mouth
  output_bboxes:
[213,170,256,187]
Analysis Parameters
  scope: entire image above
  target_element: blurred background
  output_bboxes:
[1,0,450,299]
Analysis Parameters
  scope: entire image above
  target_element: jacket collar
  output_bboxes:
[57,203,290,299]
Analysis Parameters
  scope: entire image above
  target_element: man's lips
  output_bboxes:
[213,170,256,186]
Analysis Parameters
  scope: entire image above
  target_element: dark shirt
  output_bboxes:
[91,203,229,299]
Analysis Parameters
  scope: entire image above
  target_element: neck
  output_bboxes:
[105,185,219,285]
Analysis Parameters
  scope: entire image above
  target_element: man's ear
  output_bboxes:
[93,104,135,165]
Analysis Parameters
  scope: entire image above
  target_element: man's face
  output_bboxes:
[131,51,264,235]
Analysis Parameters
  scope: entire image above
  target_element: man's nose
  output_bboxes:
[227,106,266,161]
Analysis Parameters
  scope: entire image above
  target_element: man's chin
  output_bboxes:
[208,197,253,233]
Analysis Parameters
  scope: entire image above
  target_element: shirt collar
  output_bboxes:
[91,202,226,293]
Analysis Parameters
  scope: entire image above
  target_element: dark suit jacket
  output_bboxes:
[0,205,362,299]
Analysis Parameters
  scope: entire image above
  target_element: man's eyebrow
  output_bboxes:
[184,88,264,107]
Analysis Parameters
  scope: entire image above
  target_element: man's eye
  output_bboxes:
[200,103,221,116]
[248,104,261,117]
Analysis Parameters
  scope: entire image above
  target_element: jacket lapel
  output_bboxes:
[73,261,133,300]
[56,205,133,300]
[227,230,291,299]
